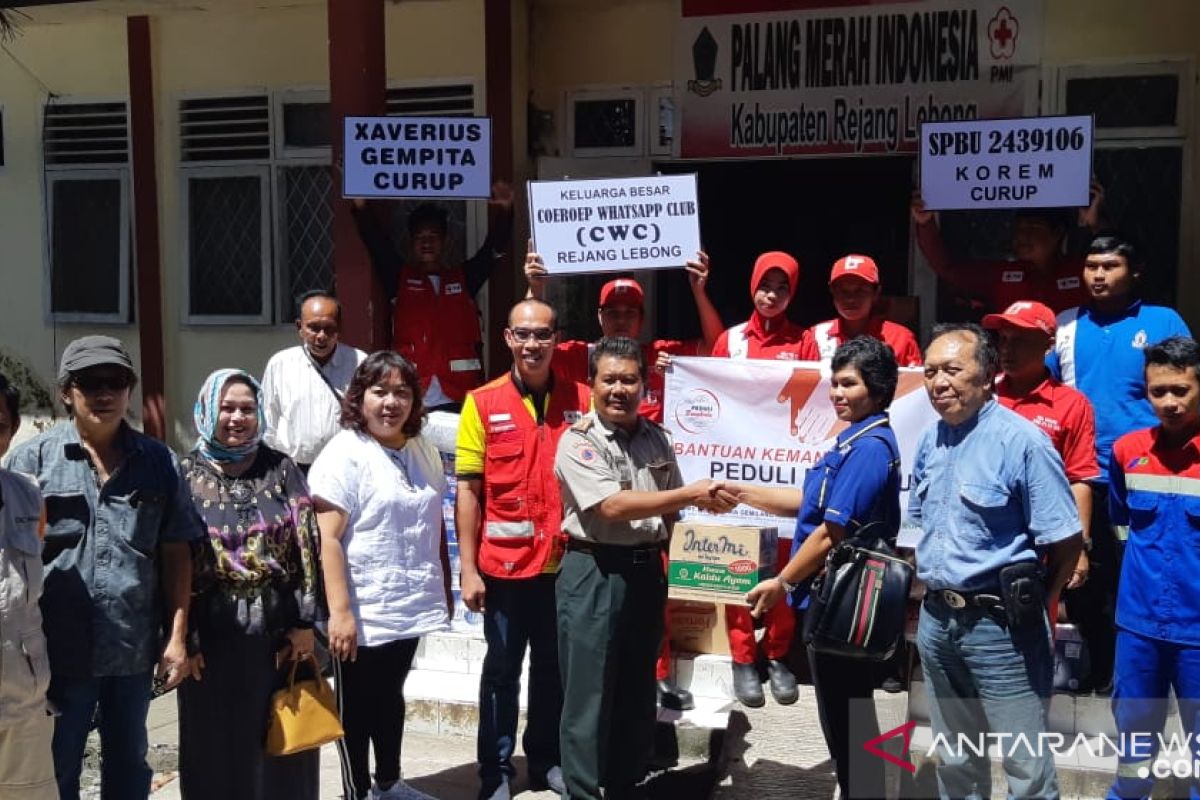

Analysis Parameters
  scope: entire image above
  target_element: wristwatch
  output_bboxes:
[778,575,798,593]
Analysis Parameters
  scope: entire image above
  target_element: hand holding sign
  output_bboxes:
[524,240,548,298]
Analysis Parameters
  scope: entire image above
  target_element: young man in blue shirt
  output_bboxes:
[1106,336,1200,800]
[1049,233,1191,692]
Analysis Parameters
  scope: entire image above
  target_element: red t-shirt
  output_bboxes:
[995,375,1100,483]
[799,317,923,366]
[915,222,1090,313]
[711,320,805,361]
[553,338,701,424]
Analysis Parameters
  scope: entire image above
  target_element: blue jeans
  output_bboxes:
[49,672,154,800]
[478,574,561,795]
[917,598,1057,800]
[1107,630,1200,800]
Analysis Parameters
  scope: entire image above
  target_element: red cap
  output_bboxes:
[598,278,644,308]
[829,254,880,285]
[981,300,1057,336]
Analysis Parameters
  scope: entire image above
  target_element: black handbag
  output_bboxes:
[800,418,913,661]
[802,529,913,661]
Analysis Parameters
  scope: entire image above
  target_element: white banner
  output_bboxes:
[664,357,938,541]
[343,116,492,199]
[675,0,1043,158]
[527,174,702,275]
[920,115,1093,210]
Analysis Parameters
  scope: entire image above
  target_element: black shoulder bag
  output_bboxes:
[802,420,914,661]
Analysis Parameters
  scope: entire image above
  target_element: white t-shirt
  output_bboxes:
[308,430,449,646]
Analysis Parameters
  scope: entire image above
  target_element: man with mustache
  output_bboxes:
[554,336,735,800]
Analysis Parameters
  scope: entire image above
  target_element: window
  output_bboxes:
[182,83,481,324]
[567,88,645,157]
[42,100,131,323]
[179,94,272,323]
[1053,59,1191,307]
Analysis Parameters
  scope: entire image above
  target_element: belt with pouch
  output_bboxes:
[926,587,1004,611]
[566,538,664,565]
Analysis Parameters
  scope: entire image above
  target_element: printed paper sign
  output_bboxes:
[343,116,492,199]
[528,174,702,275]
[664,357,937,545]
[920,115,1093,210]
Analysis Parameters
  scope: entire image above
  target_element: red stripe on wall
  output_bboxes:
[682,0,922,18]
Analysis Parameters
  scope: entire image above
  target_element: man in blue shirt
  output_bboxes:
[1049,233,1191,693]
[1105,336,1200,800]
[911,323,1082,800]
[5,337,201,800]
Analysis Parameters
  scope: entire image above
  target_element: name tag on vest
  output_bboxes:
[563,410,582,423]
[1057,277,1081,289]
[405,279,426,290]
[1002,270,1025,283]
[445,282,464,295]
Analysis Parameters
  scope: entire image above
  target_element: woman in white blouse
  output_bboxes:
[308,351,452,800]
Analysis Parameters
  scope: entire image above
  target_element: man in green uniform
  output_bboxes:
[554,336,736,800]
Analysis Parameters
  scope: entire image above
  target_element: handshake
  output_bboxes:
[686,479,740,515]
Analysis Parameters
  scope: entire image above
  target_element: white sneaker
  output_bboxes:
[482,778,511,800]
[371,780,439,800]
[543,766,566,794]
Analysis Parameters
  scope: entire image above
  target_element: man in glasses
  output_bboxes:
[5,336,201,799]
[455,300,591,800]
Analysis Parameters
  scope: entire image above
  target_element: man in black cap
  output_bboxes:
[5,335,202,800]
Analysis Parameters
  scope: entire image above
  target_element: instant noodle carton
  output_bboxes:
[667,600,730,656]
[667,523,778,605]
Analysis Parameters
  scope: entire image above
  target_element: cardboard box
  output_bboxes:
[667,599,729,656]
[667,523,778,604]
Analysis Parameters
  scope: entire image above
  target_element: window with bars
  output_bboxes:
[42,100,131,323]
[182,84,478,324]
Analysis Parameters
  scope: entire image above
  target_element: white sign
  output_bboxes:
[343,116,492,199]
[675,0,1043,158]
[528,174,701,275]
[920,115,1094,210]
[664,357,937,543]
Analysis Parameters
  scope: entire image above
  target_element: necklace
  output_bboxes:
[383,445,414,489]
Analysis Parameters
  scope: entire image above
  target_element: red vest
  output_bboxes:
[391,265,483,402]
[473,374,591,579]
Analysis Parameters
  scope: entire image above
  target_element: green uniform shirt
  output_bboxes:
[554,411,683,546]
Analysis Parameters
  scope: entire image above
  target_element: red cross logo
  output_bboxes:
[988,7,1019,60]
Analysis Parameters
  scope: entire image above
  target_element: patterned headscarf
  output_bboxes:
[193,369,266,463]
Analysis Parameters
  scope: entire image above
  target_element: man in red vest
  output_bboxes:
[455,299,591,800]
[352,184,514,410]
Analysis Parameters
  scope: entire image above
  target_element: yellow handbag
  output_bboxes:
[265,654,344,756]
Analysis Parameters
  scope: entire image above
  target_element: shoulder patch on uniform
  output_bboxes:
[570,439,599,464]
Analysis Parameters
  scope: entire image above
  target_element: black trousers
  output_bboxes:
[557,547,666,800]
[177,632,319,800]
[806,612,886,800]
[332,637,420,800]
[1064,485,1120,688]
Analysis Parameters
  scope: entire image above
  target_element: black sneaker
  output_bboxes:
[656,678,695,711]
[766,659,798,705]
[732,661,765,708]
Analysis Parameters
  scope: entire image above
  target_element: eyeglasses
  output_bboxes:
[72,374,131,394]
[508,327,556,343]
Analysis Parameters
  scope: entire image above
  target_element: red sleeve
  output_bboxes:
[798,327,819,361]
[552,340,590,385]
[885,323,924,367]
[710,330,730,358]
[915,220,988,298]
[1059,389,1101,483]
[652,339,701,357]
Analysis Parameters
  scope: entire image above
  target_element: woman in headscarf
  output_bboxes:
[709,251,805,709]
[177,368,323,800]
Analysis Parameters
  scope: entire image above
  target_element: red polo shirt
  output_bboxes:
[798,317,923,366]
[996,374,1100,483]
[916,222,1090,313]
[711,319,805,361]
[552,338,701,424]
